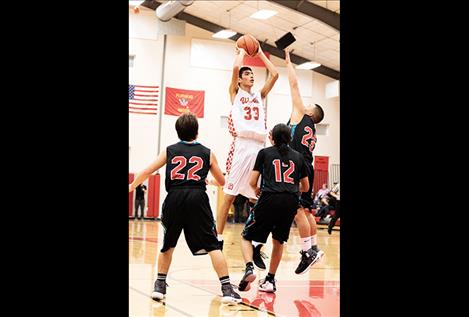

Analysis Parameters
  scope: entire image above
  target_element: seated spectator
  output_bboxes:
[327,183,340,234]
[312,183,331,209]
[315,182,339,221]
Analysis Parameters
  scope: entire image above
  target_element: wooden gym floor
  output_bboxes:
[129,220,339,316]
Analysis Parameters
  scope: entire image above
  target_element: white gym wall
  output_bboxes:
[129,8,339,209]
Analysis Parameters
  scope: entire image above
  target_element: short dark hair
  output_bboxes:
[312,104,324,124]
[175,112,198,141]
[239,66,253,78]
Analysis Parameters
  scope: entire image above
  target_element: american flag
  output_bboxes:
[129,84,159,115]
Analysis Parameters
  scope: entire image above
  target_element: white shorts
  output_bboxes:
[224,137,264,200]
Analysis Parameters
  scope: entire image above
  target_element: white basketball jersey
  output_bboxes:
[228,89,267,143]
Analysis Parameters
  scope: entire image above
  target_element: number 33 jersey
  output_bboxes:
[165,142,211,192]
[228,89,267,143]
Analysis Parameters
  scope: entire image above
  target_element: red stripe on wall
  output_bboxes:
[129,173,135,217]
[313,155,329,195]
[147,174,161,218]
[313,170,328,197]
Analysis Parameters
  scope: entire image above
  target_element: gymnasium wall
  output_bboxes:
[129,8,339,206]
[129,9,165,173]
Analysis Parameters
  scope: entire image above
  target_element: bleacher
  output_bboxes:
[312,209,340,227]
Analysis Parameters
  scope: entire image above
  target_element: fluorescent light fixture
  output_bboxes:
[212,30,237,39]
[129,1,143,6]
[250,9,277,20]
[296,62,321,70]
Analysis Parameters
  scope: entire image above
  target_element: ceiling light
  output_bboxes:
[250,9,277,20]
[212,30,237,39]
[296,62,321,70]
[128,1,143,6]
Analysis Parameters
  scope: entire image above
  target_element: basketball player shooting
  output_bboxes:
[216,36,279,258]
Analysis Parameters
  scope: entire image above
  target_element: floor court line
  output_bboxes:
[129,221,340,316]
[129,285,195,317]
[130,272,276,316]
[167,275,278,316]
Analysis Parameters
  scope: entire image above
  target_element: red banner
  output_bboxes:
[313,156,329,195]
[243,52,270,67]
[164,87,205,118]
[314,156,329,171]
[129,173,134,217]
[147,173,161,219]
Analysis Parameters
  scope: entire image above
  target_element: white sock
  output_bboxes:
[302,237,312,252]
[217,234,223,242]
[311,234,318,247]
[252,241,262,247]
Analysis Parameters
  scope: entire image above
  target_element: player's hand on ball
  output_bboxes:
[236,46,246,56]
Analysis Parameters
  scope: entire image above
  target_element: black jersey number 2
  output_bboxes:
[170,156,204,181]
[301,126,317,153]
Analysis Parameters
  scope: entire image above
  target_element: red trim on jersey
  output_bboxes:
[225,138,236,175]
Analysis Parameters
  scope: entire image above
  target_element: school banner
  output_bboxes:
[164,87,205,118]
[314,156,329,171]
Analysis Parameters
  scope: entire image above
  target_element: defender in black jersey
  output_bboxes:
[238,123,309,293]
[285,48,326,275]
[129,113,241,304]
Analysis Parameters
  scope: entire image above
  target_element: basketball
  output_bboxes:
[236,34,259,57]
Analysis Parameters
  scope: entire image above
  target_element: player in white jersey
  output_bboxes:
[216,45,279,252]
